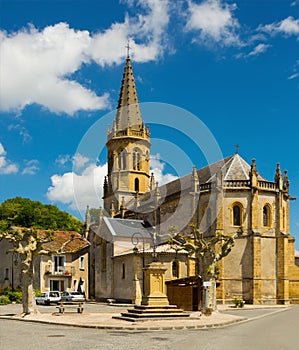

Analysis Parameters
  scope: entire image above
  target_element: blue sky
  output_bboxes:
[0,0,298,248]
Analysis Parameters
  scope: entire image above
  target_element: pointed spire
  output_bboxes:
[283,170,290,191]
[120,196,126,218]
[191,166,199,192]
[250,159,258,188]
[275,163,283,190]
[110,201,115,218]
[99,207,103,223]
[150,172,155,191]
[85,205,91,237]
[103,176,108,197]
[115,54,142,131]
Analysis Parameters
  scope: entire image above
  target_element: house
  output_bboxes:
[88,216,189,303]
[0,229,89,297]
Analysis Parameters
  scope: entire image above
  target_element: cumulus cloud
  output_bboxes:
[150,154,178,185]
[0,0,170,115]
[47,162,107,211]
[186,0,241,46]
[46,152,178,212]
[0,143,18,174]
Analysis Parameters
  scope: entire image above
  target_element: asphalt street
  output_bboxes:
[0,304,297,350]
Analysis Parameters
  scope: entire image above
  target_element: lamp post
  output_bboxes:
[131,232,145,295]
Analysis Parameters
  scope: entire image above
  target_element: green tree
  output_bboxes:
[0,197,85,315]
[0,197,83,232]
[0,227,54,314]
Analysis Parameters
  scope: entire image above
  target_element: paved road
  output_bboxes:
[0,305,297,350]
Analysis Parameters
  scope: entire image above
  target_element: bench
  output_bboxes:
[57,302,84,314]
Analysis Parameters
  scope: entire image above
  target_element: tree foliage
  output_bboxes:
[0,197,83,232]
[169,224,242,280]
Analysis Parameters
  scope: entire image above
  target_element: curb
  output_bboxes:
[0,314,245,331]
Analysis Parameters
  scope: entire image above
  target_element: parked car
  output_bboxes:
[35,291,61,305]
[60,291,85,303]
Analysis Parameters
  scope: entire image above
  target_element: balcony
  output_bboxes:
[45,265,75,277]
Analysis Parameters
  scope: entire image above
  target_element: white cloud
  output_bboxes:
[0,0,170,115]
[47,151,178,212]
[150,154,178,185]
[248,43,271,57]
[89,0,170,64]
[47,162,107,211]
[0,143,18,174]
[55,154,72,166]
[55,153,91,169]
[73,153,90,170]
[261,16,299,37]
[186,0,241,46]
[288,72,299,80]
[22,159,39,175]
[0,23,109,115]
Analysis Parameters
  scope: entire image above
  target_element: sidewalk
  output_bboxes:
[0,303,291,331]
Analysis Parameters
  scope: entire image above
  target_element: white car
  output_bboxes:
[60,291,85,303]
[35,291,61,305]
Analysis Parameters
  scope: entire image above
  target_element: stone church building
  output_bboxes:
[87,53,299,305]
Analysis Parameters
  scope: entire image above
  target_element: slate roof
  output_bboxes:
[103,217,153,239]
[115,56,142,131]
[132,153,268,209]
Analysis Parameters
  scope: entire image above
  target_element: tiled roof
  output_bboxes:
[11,227,89,253]
[42,231,89,253]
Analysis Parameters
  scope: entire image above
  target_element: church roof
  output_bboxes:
[103,217,153,239]
[209,153,266,182]
[115,56,142,131]
[132,153,267,209]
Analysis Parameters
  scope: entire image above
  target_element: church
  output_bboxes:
[87,52,299,306]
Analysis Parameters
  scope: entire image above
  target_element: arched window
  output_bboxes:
[233,204,242,226]
[263,205,271,227]
[118,149,127,170]
[134,178,139,192]
[172,260,179,278]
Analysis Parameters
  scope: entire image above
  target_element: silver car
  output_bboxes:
[35,291,61,305]
[60,291,85,303]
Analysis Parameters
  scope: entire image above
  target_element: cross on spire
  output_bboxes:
[235,144,240,154]
[125,40,131,58]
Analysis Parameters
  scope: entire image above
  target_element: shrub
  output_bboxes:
[35,289,42,297]
[0,295,11,305]
[5,290,22,303]
[232,297,245,308]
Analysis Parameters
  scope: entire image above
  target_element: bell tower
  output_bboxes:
[103,50,150,215]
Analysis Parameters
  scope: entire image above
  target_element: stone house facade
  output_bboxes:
[0,230,89,297]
